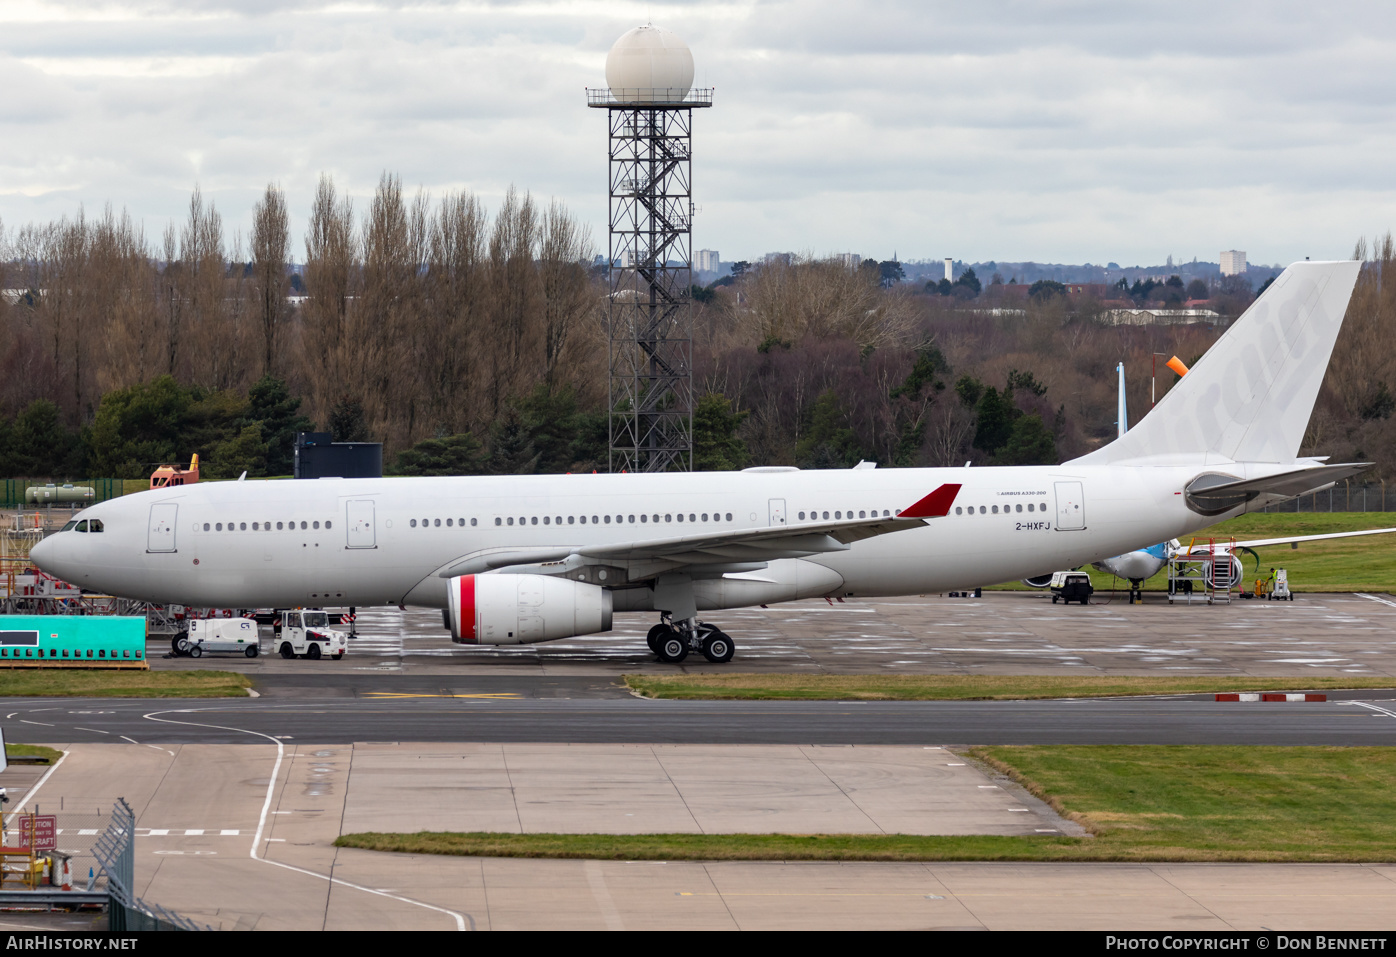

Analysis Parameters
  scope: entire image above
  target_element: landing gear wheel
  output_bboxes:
[657,633,688,663]
[189,644,202,658]
[279,642,294,660]
[647,623,672,655]
[245,645,259,658]
[172,637,188,656]
[307,643,322,661]
[701,630,734,663]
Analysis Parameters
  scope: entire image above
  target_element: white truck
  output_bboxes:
[273,610,348,660]
[181,618,261,658]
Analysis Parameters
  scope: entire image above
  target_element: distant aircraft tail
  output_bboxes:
[1070,260,1362,466]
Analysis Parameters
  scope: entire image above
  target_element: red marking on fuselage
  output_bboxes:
[900,483,962,519]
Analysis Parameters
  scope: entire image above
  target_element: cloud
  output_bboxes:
[0,0,1393,265]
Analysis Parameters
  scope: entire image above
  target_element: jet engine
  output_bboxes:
[446,574,612,645]
[1021,574,1055,589]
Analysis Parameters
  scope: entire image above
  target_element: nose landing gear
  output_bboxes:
[647,616,736,664]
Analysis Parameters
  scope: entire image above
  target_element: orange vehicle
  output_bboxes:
[150,454,199,490]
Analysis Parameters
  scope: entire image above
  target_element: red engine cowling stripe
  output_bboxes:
[460,575,477,642]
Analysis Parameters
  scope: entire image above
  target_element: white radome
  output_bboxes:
[605,24,694,103]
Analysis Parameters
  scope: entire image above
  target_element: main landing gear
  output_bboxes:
[647,616,735,664]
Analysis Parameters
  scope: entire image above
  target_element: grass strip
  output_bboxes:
[622,673,1396,701]
[6,744,63,763]
[0,669,252,698]
[335,746,1396,863]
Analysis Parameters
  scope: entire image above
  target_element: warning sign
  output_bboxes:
[18,815,56,851]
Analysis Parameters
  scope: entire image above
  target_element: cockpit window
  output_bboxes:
[60,520,78,532]
[75,520,88,532]
[89,519,104,533]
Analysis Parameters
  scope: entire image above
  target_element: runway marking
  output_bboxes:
[361,692,523,700]
[1355,593,1396,608]
[142,708,471,931]
[73,727,109,734]
[1345,701,1396,719]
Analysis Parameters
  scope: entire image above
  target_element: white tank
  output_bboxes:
[605,24,694,103]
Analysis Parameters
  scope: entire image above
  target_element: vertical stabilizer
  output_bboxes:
[1071,260,1361,465]
[1116,361,1128,438]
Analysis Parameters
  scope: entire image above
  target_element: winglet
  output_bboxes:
[900,483,961,519]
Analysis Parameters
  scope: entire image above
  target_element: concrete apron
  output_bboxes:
[6,742,1395,930]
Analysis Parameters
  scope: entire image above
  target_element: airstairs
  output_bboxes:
[1167,538,1237,605]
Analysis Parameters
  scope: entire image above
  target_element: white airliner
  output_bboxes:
[30,260,1371,663]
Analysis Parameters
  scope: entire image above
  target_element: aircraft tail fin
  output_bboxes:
[1070,260,1362,466]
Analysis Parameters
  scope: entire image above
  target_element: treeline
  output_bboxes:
[0,174,600,455]
[2,186,1394,481]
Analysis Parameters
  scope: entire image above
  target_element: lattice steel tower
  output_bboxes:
[588,25,713,473]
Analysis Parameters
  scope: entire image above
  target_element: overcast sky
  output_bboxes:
[2,1,1394,267]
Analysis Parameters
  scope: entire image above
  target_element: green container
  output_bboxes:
[0,615,146,665]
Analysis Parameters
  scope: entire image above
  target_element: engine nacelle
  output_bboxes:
[447,574,613,645]
[1021,574,1054,589]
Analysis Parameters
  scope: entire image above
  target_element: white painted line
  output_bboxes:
[78,829,97,836]
[220,829,239,836]
[147,829,169,836]
[185,829,204,836]
[1035,829,1058,833]
[1347,701,1396,719]
[265,838,285,842]
[1356,593,1396,608]
[20,720,53,727]
[977,785,1000,789]
[1007,808,1030,812]
[120,736,139,745]
[246,689,261,698]
[142,708,470,932]
[72,727,109,735]
[946,763,965,766]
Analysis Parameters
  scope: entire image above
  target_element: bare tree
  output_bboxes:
[536,199,596,388]
[301,174,357,429]
[251,183,291,377]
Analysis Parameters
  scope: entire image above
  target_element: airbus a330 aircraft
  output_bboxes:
[30,260,1370,663]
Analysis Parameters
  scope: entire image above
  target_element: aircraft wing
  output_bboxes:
[436,483,960,579]
[1218,527,1396,550]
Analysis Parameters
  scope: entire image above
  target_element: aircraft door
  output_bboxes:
[768,499,787,526]
[346,500,376,548]
[147,503,178,552]
[1054,481,1085,531]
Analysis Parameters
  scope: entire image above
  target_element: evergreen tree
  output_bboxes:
[693,393,749,471]
[248,375,313,475]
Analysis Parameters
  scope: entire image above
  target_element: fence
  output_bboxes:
[0,479,147,509]
[1259,483,1394,513]
[91,798,206,932]
[3,806,110,892]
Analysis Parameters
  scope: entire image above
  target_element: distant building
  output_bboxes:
[1220,250,1247,277]
[944,258,954,282]
[836,253,861,269]
[1103,308,1222,326]
[696,249,721,273]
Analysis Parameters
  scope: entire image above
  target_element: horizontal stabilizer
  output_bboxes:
[1185,463,1371,515]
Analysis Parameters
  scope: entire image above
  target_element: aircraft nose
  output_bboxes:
[29,534,57,571]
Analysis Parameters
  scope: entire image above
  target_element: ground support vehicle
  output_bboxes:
[179,617,260,658]
[271,610,348,660]
[1050,571,1094,605]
